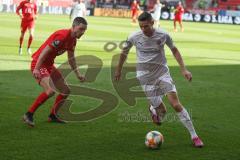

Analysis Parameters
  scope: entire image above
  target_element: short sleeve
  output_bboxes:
[165,33,175,49]
[48,33,65,50]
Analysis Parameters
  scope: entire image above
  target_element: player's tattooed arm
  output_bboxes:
[171,47,192,82]
[115,41,132,81]
[67,50,86,82]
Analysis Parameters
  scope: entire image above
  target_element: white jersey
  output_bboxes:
[151,3,163,21]
[71,3,86,20]
[123,29,175,83]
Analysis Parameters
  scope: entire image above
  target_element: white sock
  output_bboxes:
[177,107,198,139]
[150,105,157,115]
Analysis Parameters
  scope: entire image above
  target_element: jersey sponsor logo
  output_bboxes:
[52,40,61,48]
[137,41,143,46]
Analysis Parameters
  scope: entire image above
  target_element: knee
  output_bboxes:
[45,89,55,97]
[158,104,167,113]
[170,102,183,112]
[161,107,167,114]
[61,88,70,96]
[20,34,24,38]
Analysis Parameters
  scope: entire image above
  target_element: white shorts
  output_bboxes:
[140,73,176,107]
[151,13,160,21]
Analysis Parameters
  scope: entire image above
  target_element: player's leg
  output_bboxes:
[27,22,35,55]
[173,20,177,32]
[155,14,161,28]
[19,21,27,55]
[154,20,159,29]
[23,63,56,127]
[149,102,167,125]
[23,76,55,127]
[132,11,137,23]
[48,67,70,123]
[167,92,204,147]
[142,82,167,125]
[179,20,184,32]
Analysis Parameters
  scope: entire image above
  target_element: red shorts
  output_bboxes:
[132,10,138,18]
[21,20,35,33]
[174,15,182,22]
[31,60,63,84]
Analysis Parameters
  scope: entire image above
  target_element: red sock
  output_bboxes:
[28,92,49,113]
[27,35,33,48]
[50,94,67,115]
[19,37,24,48]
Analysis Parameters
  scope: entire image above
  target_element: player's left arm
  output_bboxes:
[67,50,86,82]
[34,3,38,19]
[165,34,192,81]
[171,47,192,82]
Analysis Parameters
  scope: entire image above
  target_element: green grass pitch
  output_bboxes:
[0,13,240,160]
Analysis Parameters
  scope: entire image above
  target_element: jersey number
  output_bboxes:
[25,8,32,14]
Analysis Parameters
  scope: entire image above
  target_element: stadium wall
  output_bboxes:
[0,0,239,24]
[0,0,94,15]
[93,7,240,25]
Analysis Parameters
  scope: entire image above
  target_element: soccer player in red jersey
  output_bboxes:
[16,0,37,55]
[22,17,87,127]
[173,1,184,32]
[131,0,140,24]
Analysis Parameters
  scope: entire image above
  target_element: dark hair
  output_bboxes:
[72,17,88,27]
[138,12,153,21]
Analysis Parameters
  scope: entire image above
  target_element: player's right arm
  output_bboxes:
[33,46,53,79]
[16,2,23,19]
[69,8,73,20]
[115,41,133,81]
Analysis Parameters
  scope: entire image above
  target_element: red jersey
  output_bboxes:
[131,3,139,11]
[16,0,37,22]
[175,5,184,17]
[32,29,77,66]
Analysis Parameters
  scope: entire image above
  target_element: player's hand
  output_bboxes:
[34,15,38,20]
[77,75,86,82]
[33,69,41,79]
[19,15,23,19]
[181,69,192,82]
[114,68,122,81]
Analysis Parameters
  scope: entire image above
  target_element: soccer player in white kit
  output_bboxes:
[70,0,86,22]
[115,12,204,148]
[150,0,164,28]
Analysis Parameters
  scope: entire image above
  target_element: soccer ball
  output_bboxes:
[145,131,164,149]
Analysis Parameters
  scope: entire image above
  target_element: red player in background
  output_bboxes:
[131,0,141,24]
[22,17,87,127]
[16,0,37,55]
[174,1,184,32]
